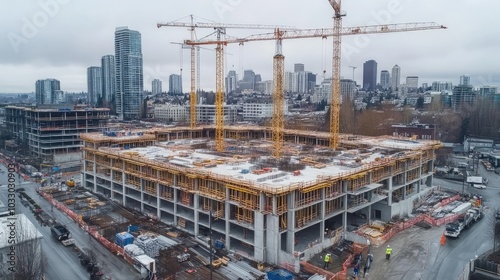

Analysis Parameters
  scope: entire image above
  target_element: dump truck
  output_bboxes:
[468,207,484,222]
[458,211,475,230]
[51,223,74,246]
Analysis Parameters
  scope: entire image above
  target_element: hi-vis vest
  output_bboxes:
[386,247,393,255]
[324,255,330,262]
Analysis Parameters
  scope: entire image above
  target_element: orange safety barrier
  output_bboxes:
[39,189,125,257]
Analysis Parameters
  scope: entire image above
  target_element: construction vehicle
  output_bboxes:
[444,222,462,238]
[66,178,75,187]
[468,207,484,222]
[51,223,75,246]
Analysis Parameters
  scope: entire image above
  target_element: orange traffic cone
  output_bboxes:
[440,233,446,246]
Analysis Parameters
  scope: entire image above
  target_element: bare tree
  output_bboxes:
[9,216,46,280]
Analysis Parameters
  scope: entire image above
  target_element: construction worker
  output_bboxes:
[363,253,373,278]
[323,253,331,269]
[386,245,392,260]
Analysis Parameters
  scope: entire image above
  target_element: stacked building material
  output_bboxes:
[134,234,160,257]
[124,244,145,257]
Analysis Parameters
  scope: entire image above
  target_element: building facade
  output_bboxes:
[241,102,289,121]
[101,55,115,109]
[460,74,471,86]
[5,105,109,168]
[87,66,102,106]
[362,60,377,91]
[391,64,401,92]
[154,104,188,122]
[380,70,390,90]
[406,76,419,92]
[451,85,475,110]
[168,74,182,94]
[35,79,61,105]
[152,79,162,95]
[391,123,436,140]
[115,27,144,120]
[225,70,238,94]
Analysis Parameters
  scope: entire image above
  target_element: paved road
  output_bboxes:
[0,164,88,280]
[363,163,500,280]
[19,180,141,280]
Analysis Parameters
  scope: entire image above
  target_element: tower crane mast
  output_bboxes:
[185,22,446,157]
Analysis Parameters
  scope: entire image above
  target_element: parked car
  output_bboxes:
[472,184,486,189]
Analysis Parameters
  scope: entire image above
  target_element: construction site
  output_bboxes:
[78,126,441,272]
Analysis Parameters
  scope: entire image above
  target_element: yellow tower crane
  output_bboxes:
[329,0,344,150]
[157,15,294,133]
[185,22,447,157]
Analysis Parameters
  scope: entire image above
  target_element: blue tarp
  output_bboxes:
[115,232,134,247]
[267,269,294,280]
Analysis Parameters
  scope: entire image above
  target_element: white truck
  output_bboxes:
[467,176,488,185]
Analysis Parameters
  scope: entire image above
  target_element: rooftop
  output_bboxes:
[0,214,43,249]
[89,130,439,191]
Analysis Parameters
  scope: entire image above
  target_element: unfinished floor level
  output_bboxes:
[80,126,441,269]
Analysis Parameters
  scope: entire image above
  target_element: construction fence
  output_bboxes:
[39,190,133,268]
[356,193,461,247]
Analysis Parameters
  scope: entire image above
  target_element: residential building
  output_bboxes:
[115,27,144,120]
[391,65,401,92]
[380,70,390,90]
[152,79,162,95]
[406,76,419,92]
[35,79,61,105]
[168,74,182,94]
[240,70,256,91]
[431,81,453,92]
[196,104,238,124]
[255,80,273,95]
[154,104,188,122]
[340,79,356,101]
[460,74,471,86]
[101,55,115,107]
[87,66,102,106]
[463,137,494,153]
[294,63,305,72]
[225,70,238,94]
[422,83,428,90]
[391,123,436,140]
[451,85,475,110]
[81,127,438,268]
[362,60,377,91]
[5,105,109,169]
[241,102,289,121]
[479,86,497,95]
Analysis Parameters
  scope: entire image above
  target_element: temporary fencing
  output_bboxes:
[39,190,127,263]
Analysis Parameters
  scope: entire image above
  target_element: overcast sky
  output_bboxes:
[1,0,499,93]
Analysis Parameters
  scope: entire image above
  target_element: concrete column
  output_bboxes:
[254,212,265,262]
[225,188,231,250]
[173,188,178,225]
[265,214,280,264]
[140,179,144,213]
[193,193,199,236]
[157,182,161,219]
[320,188,326,242]
[342,181,348,230]
[286,191,296,254]
[427,160,434,187]
[388,176,393,205]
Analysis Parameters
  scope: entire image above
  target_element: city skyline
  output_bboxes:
[2,0,500,93]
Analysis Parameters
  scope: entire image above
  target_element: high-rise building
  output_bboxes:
[294,63,304,73]
[380,70,390,90]
[225,70,238,94]
[340,79,356,101]
[101,55,115,107]
[362,60,377,91]
[422,83,428,90]
[431,81,453,92]
[391,64,401,92]
[169,74,182,94]
[115,26,143,120]
[239,70,256,91]
[284,72,294,92]
[451,84,475,111]
[406,76,419,92]
[152,79,162,95]
[460,74,471,86]
[35,78,61,105]
[87,66,102,106]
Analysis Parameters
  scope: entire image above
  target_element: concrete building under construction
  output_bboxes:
[81,126,440,266]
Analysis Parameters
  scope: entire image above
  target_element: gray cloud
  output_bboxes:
[1,0,499,92]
